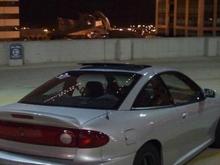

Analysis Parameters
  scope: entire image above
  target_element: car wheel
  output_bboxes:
[211,121,220,148]
[133,143,161,165]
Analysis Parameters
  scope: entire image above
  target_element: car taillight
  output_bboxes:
[0,121,109,148]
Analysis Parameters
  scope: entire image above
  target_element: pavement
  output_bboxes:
[0,56,220,164]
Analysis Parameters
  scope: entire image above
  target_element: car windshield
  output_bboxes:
[19,71,141,110]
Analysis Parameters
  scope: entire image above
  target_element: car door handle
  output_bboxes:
[182,113,187,119]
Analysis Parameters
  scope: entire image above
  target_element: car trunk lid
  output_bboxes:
[0,103,107,159]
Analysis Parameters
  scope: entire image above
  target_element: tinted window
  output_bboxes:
[19,71,140,110]
[160,72,203,105]
[133,77,173,108]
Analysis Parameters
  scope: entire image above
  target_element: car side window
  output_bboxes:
[160,72,204,105]
[133,76,173,108]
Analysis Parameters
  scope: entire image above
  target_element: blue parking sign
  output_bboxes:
[10,44,23,60]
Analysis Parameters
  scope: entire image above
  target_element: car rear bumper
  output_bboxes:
[0,150,135,165]
[0,150,73,165]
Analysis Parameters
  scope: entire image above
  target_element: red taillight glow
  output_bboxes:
[0,121,109,148]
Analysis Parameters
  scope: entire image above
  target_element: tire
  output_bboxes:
[133,143,161,165]
[211,121,220,148]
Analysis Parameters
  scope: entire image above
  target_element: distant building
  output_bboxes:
[20,28,51,40]
[156,0,220,36]
[0,0,20,40]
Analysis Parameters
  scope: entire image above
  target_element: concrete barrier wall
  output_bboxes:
[23,40,106,64]
[132,38,206,58]
[207,38,220,57]
[0,37,220,66]
[0,42,8,65]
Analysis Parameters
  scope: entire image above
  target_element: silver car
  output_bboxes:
[0,63,219,165]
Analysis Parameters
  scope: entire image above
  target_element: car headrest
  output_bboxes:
[85,81,104,97]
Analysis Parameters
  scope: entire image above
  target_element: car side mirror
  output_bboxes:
[204,88,216,98]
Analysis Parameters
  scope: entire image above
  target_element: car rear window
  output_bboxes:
[19,71,140,110]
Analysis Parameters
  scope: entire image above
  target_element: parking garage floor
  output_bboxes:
[0,56,220,164]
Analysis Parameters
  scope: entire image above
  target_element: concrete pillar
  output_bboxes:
[198,0,204,36]
[155,0,159,33]
[173,0,177,36]
[213,0,218,36]
[165,0,170,36]
[185,0,189,36]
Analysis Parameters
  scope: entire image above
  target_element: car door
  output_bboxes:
[159,71,207,162]
[132,76,185,165]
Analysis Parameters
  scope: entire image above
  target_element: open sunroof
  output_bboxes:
[79,63,151,71]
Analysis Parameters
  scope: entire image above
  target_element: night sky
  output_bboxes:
[20,0,155,27]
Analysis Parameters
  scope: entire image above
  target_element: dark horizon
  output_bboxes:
[20,0,155,28]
